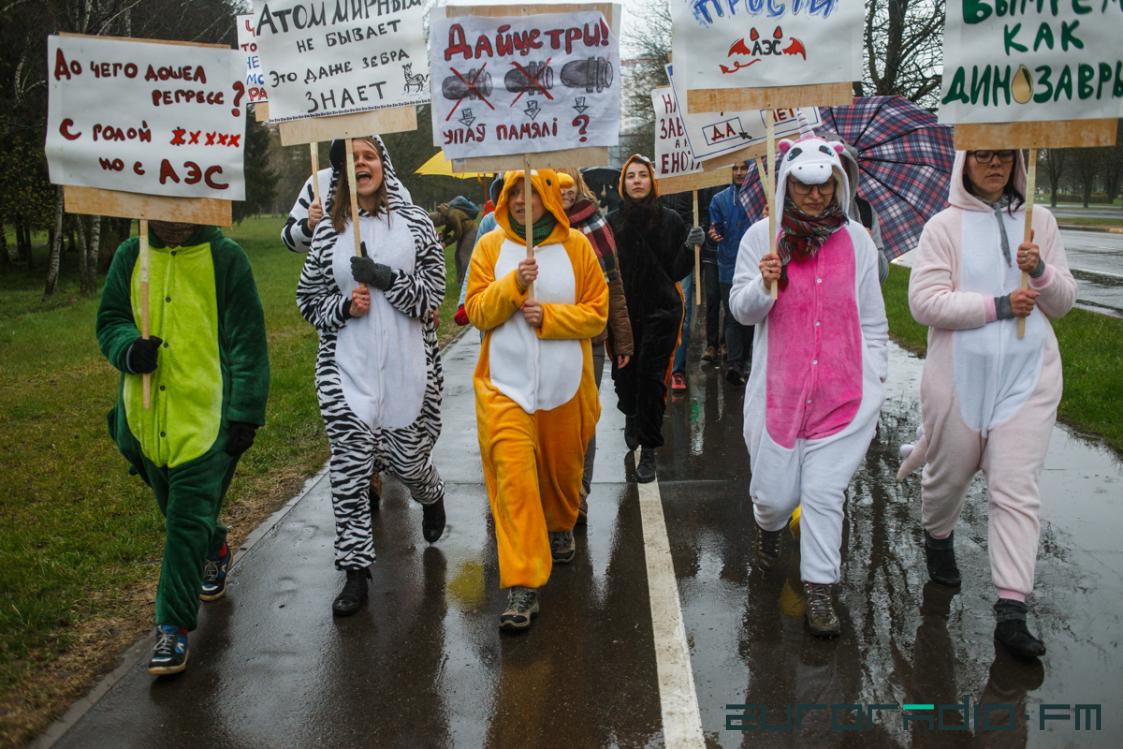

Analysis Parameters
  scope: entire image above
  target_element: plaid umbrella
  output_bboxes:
[737,96,953,259]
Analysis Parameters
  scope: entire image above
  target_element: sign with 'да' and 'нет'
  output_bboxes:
[45,35,246,201]
[939,0,1123,124]
[429,11,621,160]
[666,64,821,162]
[670,0,862,93]
[237,14,269,103]
[251,0,430,122]
[652,86,701,178]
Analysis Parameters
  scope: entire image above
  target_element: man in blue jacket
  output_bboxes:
[708,161,756,385]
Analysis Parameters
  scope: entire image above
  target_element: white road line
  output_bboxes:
[637,478,706,749]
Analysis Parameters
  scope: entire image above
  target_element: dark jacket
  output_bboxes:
[608,206,692,326]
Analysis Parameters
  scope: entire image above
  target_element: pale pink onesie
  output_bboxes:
[901,151,1077,601]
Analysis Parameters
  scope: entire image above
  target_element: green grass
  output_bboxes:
[884,263,1123,454]
[1053,216,1123,229]
[0,215,462,746]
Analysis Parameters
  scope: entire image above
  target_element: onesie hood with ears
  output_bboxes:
[774,135,851,219]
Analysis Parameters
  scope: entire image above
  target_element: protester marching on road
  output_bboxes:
[296,136,447,618]
[608,156,701,483]
[559,169,634,524]
[465,169,608,631]
[730,136,888,637]
[97,221,270,675]
[898,148,1078,659]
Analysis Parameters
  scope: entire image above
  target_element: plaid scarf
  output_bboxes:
[567,199,620,282]
[778,194,847,265]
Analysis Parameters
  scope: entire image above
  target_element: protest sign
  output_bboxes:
[237,14,268,104]
[666,64,820,166]
[652,86,731,194]
[672,0,860,111]
[46,34,246,203]
[251,0,430,123]
[429,8,621,162]
[939,1,1123,127]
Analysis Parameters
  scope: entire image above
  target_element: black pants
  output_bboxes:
[703,261,722,349]
[719,282,754,373]
[613,312,679,449]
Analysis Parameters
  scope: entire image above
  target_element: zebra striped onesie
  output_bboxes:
[281,168,334,252]
[296,137,445,570]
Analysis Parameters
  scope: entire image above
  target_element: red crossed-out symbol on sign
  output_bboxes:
[446,63,495,121]
[510,58,554,105]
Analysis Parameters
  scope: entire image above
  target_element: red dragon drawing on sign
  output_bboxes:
[720,26,807,75]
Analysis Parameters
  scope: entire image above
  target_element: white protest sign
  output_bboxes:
[237,14,269,103]
[652,86,700,179]
[670,0,862,94]
[939,2,1123,125]
[251,0,430,122]
[429,10,621,160]
[666,64,820,163]
[45,35,246,201]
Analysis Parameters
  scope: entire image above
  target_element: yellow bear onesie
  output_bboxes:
[466,170,609,590]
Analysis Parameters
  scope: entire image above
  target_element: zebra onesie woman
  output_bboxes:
[297,135,446,617]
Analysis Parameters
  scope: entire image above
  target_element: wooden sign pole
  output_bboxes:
[138,219,152,408]
[1019,147,1037,340]
[692,189,702,306]
[523,154,534,297]
[309,143,321,205]
[344,139,363,261]
[765,111,778,299]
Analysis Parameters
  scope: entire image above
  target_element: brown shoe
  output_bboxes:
[499,587,539,631]
[550,530,576,563]
[803,582,840,637]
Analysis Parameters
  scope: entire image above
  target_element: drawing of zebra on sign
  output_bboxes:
[402,63,428,94]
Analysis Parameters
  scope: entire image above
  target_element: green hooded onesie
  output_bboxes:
[96,225,269,630]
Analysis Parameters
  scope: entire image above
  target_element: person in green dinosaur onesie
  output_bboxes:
[96,220,269,676]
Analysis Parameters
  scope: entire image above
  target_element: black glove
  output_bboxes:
[127,336,163,374]
[226,422,258,457]
[351,249,394,291]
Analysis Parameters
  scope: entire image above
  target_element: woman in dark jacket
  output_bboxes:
[608,155,702,482]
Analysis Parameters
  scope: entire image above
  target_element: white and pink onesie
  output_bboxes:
[730,136,889,585]
[899,151,1077,602]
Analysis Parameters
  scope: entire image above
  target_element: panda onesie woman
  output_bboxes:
[729,135,888,637]
[297,136,446,617]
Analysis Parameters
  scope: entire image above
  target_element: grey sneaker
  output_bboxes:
[549,530,576,564]
[753,524,782,572]
[804,582,840,637]
[499,587,539,631]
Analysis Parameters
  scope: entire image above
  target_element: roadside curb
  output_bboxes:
[1058,223,1123,234]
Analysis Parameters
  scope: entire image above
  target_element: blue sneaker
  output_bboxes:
[200,544,232,601]
[147,625,188,675]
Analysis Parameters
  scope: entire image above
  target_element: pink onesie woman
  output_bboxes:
[730,135,888,637]
[900,149,1077,659]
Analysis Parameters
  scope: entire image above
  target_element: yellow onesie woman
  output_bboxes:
[466,169,608,631]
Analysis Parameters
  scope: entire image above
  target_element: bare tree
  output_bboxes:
[1042,149,1067,208]
[861,0,946,107]
[622,5,671,157]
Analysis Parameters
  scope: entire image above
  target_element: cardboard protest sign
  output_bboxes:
[939,1,1123,125]
[251,0,430,122]
[652,86,701,179]
[237,14,268,104]
[429,9,621,160]
[670,0,862,95]
[665,64,820,163]
[46,34,246,201]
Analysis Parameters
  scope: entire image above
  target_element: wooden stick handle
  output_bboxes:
[692,189,702,306]
[765,111,778,300]
[309,142,320,205]
[1018,147,1037,340]
[344,139,363,262]
[523,154,534,297]
[139,219,151,409]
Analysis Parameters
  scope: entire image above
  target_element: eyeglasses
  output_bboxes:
[788,180,836,197]
[970,150,1016,164]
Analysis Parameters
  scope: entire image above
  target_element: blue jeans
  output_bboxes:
[672,271,693,374]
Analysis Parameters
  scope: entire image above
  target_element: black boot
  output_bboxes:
[924,530,961,587]
[636,448,657,483]
[332,567,370,617]
[624,416,639,452]
[422,497,446,543]
[994,598,1046,659]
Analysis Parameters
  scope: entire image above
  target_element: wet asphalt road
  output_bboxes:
[44,327,1123,747]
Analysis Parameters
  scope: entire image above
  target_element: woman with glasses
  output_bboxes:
[608,155,703,483]
[729,136,889,638]
[899,149,1076,659]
